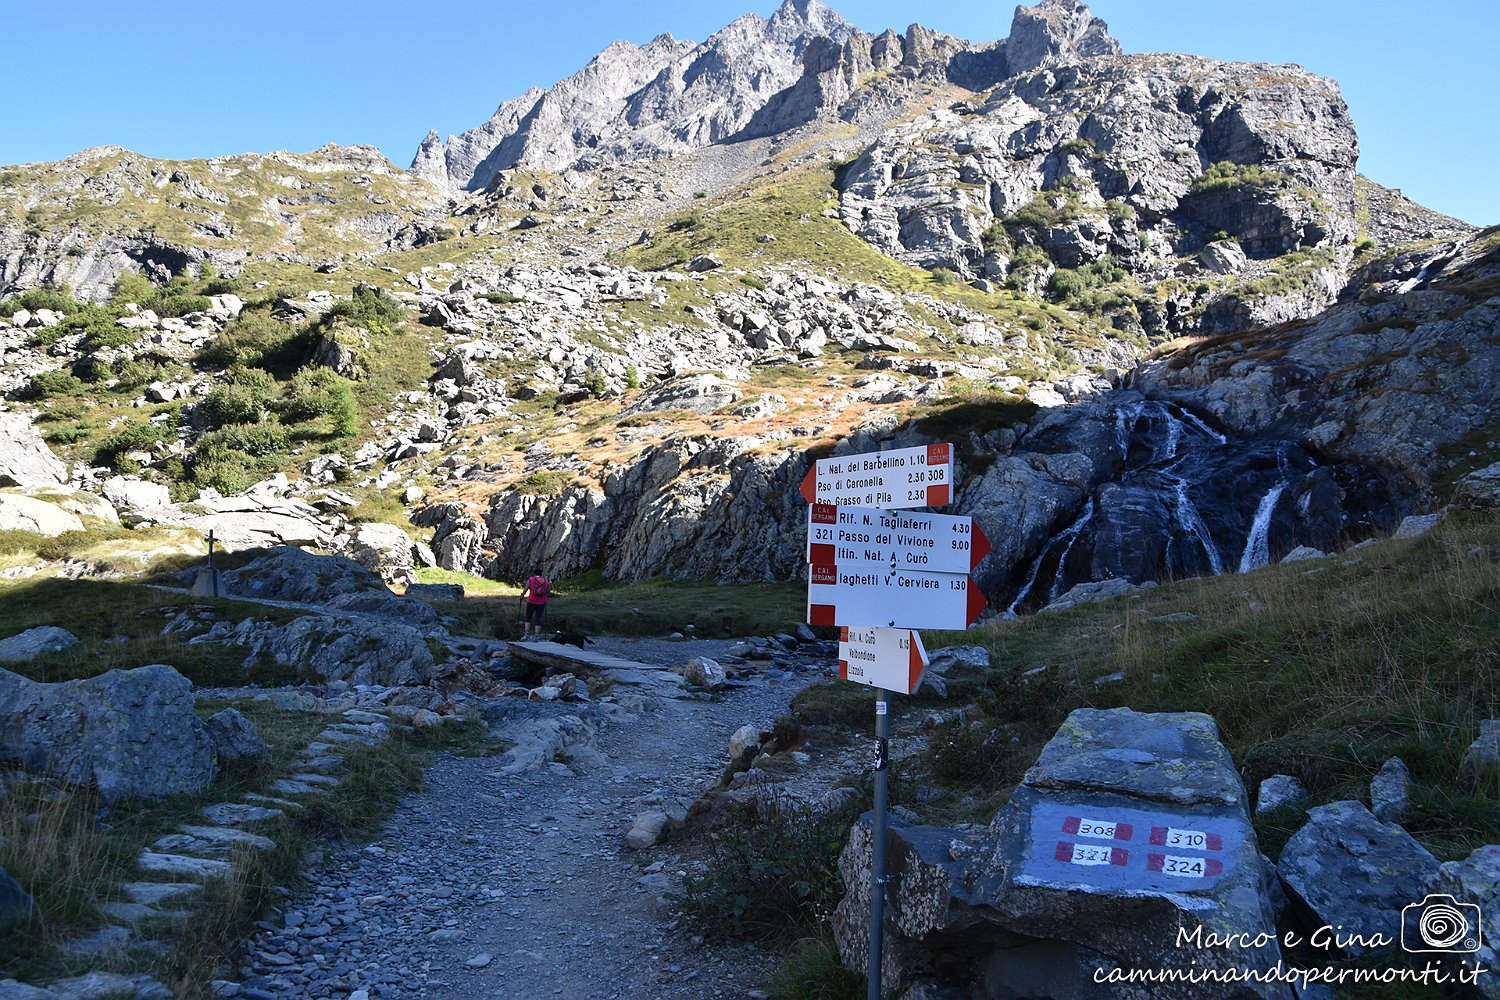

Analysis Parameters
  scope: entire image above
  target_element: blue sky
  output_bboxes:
[3,1,1495,224]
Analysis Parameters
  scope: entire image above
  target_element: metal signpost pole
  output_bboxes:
[208,530,219,598]
[868,688,890,1000]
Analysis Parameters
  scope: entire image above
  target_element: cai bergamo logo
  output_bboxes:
[1402,894,1482,954]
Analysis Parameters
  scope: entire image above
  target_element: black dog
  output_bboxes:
[552,630,594,650]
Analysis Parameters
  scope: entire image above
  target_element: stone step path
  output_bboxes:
[4,707,403,999]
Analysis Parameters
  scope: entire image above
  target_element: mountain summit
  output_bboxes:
[411,0,1121,191]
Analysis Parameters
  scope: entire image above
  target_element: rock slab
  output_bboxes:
[0,664,217,800]
[0,627,79,664]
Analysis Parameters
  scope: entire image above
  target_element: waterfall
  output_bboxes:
[1238,481,1287,573]
[1172,478,1223,575]
[1397,261,1432,295]
[1000,393,1330,615]
[1007,499,1094,614]
[1163,413,1183,460]
[1114,401,1144,459]
[1169,403,1228,445]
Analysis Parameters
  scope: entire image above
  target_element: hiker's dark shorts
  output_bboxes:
[525,603,546,626]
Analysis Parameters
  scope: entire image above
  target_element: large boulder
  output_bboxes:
[101,475,171,513]
[142,478,334,550]
[203,707,269,763]
[18,486,119,525]
[0,664,217,800]
[622,372,743,415]
[0,627,80,664]
[235,615,445,687]
[219,546,391,603]
[1436,845,1500,998]
[1277,800,1442,956]
[343,522,417,586]
[833,708,1283,998]
[0,493,85,536]
[0,413,68,487]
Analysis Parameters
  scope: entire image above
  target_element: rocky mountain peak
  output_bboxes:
[1005,0,1120,75]
[410,0,1126,191]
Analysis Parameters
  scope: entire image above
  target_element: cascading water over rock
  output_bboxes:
[996,395,1350,614]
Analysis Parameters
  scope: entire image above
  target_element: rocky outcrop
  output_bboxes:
[204,707,269,763]
[342,522,418,587]
[0,145,444,300]
[235,615,446,687]
[0,492,85,536]
[219,545,391,604]
[832,708,1281,997]
[0,627,80,664]
[429,431,819,583]
[1136,228,1500,506]
[0,664,217,801]
[1277,800,1442,955]
[839,49,1369,336]
[0,413,68,486]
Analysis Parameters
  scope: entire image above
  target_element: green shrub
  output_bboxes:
[202,276,243,296]
[95,421,167,471]
[768,935,864,1000]
[200,421,289,458]
[155,293,212,318]
[583,371,607,398]
[1190,160,1289,195]
[676,795,861,943]
[330,386,360,438]
[981,223,1012,255]
[1058,137,1098,159]
[0,287,76,317]
[667,210,703,234]
[111,356,174,391]
[321,284,405,337]
[197,308,308,371]
[624,365,642,390]
[20,369,86,401]
[277,367,351,424]
[109,270,156,305]
[190,457,254,496]
[480,292,522,305]
[931,719,1009,786]
[739,275,767,291]
[198,383,269,429]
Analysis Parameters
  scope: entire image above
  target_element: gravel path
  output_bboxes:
[235,638,830,1000]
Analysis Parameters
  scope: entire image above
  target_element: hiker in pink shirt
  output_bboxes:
[521,573,550,636]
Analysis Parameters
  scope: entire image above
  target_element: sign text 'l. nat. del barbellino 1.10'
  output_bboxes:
[799,443,953,510]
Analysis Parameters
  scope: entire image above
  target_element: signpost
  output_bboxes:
[838,626,928,695]
[801,442,989,1000]
[800,443,953,509]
